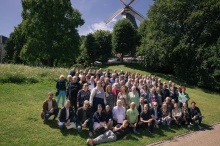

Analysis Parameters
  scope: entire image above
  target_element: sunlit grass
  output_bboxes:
[0,64,220,146]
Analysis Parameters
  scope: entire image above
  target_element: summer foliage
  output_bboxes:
[137,0,220,89]
[0,64,220,146]
[4,0,84,66]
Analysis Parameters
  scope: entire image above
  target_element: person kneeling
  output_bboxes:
[87,120,130,146]
[138,104,155,134]
[58,100,76,129]
[76,100,94,137]
[126,102,140,134]
[41,92,59,121]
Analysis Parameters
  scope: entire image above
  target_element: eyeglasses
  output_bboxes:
[154,105,158,106]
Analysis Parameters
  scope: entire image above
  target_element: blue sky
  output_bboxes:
[0,0,154,37]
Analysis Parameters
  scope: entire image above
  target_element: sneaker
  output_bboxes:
[198,125,202,130]
[155,124,159,128]
[190,122,194,126]
[187,125,190,128]
[86,139,93,146]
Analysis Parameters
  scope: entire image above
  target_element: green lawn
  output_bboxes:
[0,64,220,146]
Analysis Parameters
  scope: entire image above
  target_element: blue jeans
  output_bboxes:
[44,108,59,120]
[57,90,66,107]
[76,118,94,133]
[194,116,202,126]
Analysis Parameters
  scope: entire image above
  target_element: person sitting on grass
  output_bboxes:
[189,101,202,130]
[76,100,94,137]
[182,102,191,128]
[151,102,162,128]
[104,105,113,130]
[112,100,126,125]
[41,92,59,121]
[126,102,140,134]
[161,103,172,129]
[58,100,75,129]
[93,104,107,132]
[172,103,182,129]
[138,104,155,134]
[86,120,130,146]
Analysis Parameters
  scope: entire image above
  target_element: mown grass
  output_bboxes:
[0,64,220,146]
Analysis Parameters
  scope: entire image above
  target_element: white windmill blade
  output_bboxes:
[104,8,124,24]
[129,7,145,22]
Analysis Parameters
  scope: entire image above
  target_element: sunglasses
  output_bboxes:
[154,105,158,106]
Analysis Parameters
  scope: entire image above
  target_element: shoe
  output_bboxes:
[190,122,194,126]
[167,125,170,129]
[155,124,159,128]
[86,139,93,146]
[149,130,154,134]
[198,125,202,130]
[187,125,190,128]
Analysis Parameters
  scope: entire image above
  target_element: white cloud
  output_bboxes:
[79,18,117,35]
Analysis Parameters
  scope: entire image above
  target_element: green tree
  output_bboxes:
[112,19,137,63]
[78,33,96,67]
[20,0,84,66]
[4,24,25,64]
[93,30,112,63]
[138,0,220,88]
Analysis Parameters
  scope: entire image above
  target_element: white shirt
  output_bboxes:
[48,100,53,111]
[66,108,69,120]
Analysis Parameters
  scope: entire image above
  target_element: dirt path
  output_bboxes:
[148,123,220,146]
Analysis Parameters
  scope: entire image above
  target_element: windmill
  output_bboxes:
[104,0,145,29]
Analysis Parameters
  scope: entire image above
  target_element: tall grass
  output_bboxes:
[0,64,70,83]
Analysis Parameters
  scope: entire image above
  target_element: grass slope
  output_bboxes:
[0,64,220,146]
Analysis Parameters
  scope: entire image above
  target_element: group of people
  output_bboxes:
[41,68,203,145]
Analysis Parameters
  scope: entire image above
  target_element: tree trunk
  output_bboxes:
[121,53,124,63]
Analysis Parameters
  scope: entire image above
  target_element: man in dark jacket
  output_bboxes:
[66,76,81,112]
[160,84,170,103]
[58,100,75,129]
[189,101,202,129]
[151,102,162,128]
[41,92,59,121]
[76,100,94,137]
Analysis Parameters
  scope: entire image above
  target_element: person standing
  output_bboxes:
[117,85,130,110]
[128,86,139,109]
[77,83,91,108]
[56,75,66,107]
[90,81,106,112]
[66,76,81,112]
[105,85,115,110]
[41,92,59,121]
[178,86,190,108]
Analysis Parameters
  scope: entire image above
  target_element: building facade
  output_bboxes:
[0,35,8,63]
